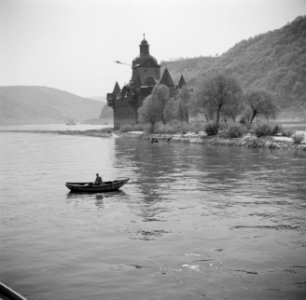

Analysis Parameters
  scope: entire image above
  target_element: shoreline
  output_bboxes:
[145,132,306,152]
[1,128,306,152]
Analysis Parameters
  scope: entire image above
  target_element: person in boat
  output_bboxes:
[95,173,103,185]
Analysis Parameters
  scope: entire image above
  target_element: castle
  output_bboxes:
[107,36,186,129]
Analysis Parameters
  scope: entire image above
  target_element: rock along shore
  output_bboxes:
[145,132,306,152]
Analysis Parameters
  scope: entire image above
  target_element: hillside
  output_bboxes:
[0,86,103,125]
[88,96,113,123]
[99,104,113,121]
[163,16,306,114]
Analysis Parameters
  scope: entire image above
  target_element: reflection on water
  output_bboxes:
[1,133,306,300]
[66,191,128,210]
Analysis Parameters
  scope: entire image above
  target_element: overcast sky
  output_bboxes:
[1,0,305,98]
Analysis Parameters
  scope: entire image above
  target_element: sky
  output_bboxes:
[1,0,306,98]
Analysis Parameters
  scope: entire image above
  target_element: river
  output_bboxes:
[0,129,306,300]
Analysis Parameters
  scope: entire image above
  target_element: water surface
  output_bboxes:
[0,131,306,300]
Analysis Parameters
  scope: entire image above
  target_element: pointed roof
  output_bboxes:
[160,67,174,86]
[177,74,186,88]
[112,82,121,97]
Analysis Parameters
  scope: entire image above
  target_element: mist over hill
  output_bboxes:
[163,16,306,116]
[0,86,103,125]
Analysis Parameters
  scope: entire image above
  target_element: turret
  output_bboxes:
[107,81,121,107]
[139,35,149,56]
[132,35,160,86]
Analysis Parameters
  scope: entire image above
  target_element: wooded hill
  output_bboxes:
[0,86,103,125]
[162,16,306,116]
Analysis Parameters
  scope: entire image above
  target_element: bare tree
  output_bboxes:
[222,88,243,122]
[197,74,241,127]
[245,90,278,125]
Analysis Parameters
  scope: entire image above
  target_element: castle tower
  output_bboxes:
[131,35,160,88]
[107,36,185,129]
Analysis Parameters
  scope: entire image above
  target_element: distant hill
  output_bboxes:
[90,96,107,103]
[162,16,306,115]
[0,86,104,125]
[99,104,113,121]
[88,96,113,123]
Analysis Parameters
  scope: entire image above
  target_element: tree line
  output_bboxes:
[137,74,278,133]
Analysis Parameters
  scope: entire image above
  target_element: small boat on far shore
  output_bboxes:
[66,118,76,125]
[0,282,27,300]
[65,178,129,193]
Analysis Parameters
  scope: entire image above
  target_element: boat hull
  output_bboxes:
[65,178,129,193]
[0,282,27,300]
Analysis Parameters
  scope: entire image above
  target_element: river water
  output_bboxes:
[0,130,306,300]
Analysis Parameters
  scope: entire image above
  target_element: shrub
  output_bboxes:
[272,124,283,136]
[293,133,304,144]
[224,124,245,138]
[239,111,251,127]
[153,120,192,134]
[119,123,144,132]
[217,122,228,131]
[142,124,152,134]
[168,120,182,133]
[254,123,273,137]
[181,122,191,134]
[100,127,113,134]
[282,128,294,137]
[205,122,219,136]
[154,122,167,134]
[154,122,178,134]
[190,121,205,133]
[271,125,295,137]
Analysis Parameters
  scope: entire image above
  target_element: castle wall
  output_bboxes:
[113,97,137,129]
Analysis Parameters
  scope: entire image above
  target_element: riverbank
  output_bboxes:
[2,127,306,152]
[145,132,306,152]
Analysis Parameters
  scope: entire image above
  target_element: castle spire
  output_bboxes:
[139,35,149,56]
[112,81,121,97]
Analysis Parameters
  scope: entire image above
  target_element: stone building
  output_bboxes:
[107,37,186,129]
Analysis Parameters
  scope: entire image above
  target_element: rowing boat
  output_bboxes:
[65,178,129,193]
[0,282,27,300]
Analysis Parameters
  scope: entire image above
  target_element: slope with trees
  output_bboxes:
[162,16,306,116]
